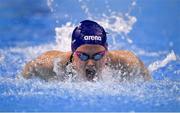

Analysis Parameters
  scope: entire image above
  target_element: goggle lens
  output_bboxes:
[75,51,106,61]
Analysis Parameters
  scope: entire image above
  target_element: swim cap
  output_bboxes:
[71,20,108,52]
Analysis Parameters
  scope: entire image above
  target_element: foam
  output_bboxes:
[1,75,179,105]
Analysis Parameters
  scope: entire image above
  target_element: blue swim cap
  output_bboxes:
[71,20,108,52]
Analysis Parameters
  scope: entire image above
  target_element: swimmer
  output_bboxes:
[22,20,151,82]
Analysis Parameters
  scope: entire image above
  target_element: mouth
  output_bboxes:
[85,69,97,80]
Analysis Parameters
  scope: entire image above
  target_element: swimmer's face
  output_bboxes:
[73,44,107,81]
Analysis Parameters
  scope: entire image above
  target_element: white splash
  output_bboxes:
[77,0,137,44]
[53,0,137,51]
[55,22,75,51]
[96,13,136,44]
[0,52,5,63]
[148,51,177,72]
[47,0,54,12]
[1,75,179,105]
[54,14,136,51]
[97,13,137,35]
[78,0,92,18]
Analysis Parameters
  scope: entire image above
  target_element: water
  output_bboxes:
[0,0,180,112]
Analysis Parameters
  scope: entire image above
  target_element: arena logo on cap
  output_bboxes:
[83,35,102,41]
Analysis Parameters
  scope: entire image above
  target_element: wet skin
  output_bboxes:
[22,44,151,81]
[72,45,107,81]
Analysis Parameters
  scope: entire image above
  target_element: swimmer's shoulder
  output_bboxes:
[22,50,72,79]
[36,50,71,65]
[107,50,151,80]
[107,50,140,66]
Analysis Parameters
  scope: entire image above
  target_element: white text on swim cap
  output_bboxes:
[83,35,102,41]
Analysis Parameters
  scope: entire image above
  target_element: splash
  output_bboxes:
[1,75,179,107]
[96,13,137,35]
[78,0,137,44]
[47,0,54,12]
[54,14,136,51]
[55,22,75,51]
[0,52,5,63]
[148,51,177,72]
[54,0,137,51]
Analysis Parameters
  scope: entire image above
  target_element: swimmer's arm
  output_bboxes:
[22,50,71,80]
[107,50,151,81]
[22,57,56,80]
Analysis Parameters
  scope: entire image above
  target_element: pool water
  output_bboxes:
[0,0,180,112]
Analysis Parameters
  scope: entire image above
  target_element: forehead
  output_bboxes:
[76,44,106,53]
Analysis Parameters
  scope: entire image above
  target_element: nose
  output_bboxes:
[86,59,95,67]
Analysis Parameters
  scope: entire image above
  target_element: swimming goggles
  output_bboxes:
[75,51,106,61]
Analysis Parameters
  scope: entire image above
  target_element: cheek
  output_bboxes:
[73,57,85,69]
[96,59,106,69]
